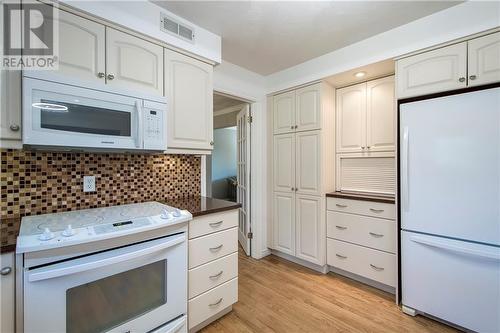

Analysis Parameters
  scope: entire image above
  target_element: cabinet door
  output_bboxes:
[366,76,395,152]
[273,134,295,192]
[336,83,366,153]
[273,192,295,255]
[396,42,467,99]
[468,32,500,87]
[296,130,321,195]
[295,83,321,132]
[1,252,15,333]
[296,194,324,265]
[106,28,164,96]
[55,10,106,83]
[165,49,213,150]
[0,70,21,143]
[273,91,295,134]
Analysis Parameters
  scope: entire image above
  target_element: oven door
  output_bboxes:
[23,77,143,150]
[23,233,187,333]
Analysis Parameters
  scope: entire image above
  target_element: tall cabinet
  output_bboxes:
[271,82,335,266]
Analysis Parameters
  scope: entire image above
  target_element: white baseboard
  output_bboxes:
[260,248,272,258]
[328,266,396,294]
[271,250,328,273]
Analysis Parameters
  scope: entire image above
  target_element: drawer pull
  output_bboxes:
[369,232,384,238]
[370,264,384,271]
[209,221,223,228]
[369,208,384,213]
[335,254,347,259]
[209,244,223,252]
[335,225,347,230]
[336,204,348,208]
[209,270,224,279]
[209,298,223,307]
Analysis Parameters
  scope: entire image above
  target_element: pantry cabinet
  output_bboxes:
[164,49,214,151]
[468,32,500,87]
[273,192,296,255]
[295,130,321,196]
[273,133,295,193]
[296,194,323,265]
[106,28,164,96]
[273,91,296,134]
[336,76,395,154]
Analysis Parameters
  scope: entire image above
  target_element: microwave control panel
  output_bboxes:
[144,108,165,150]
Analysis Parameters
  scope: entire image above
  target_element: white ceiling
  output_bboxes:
[154,1,461,75]
[213,93,245,111]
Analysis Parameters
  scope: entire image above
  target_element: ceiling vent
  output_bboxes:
[160,13,195,43]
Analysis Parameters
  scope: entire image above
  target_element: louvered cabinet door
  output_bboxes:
[468,32,500,87]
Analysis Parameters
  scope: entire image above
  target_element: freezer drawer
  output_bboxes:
[401,231,500,333]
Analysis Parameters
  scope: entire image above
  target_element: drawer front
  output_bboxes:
[189,227,238,269]
[188,277,238,329]
[327,238,396,287]
[189,210,238,239]
[326,211,396,253]
[327,197,395,220]
[189,252,238,299]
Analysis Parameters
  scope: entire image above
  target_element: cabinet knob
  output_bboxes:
[290,126,294,129]
[107,73,115,80]
[9,124,20,131]
[469,75,477,81]
[97,72,105,78]
[458,77,466,83]
[210,141,214,146]
[0,267,11,275]
[294,125,298,129]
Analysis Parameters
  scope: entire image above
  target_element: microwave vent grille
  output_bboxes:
[160,13,195,43]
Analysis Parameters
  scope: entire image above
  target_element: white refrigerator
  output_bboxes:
[400,87,500,333]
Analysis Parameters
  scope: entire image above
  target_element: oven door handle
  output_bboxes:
[28,234,185,282]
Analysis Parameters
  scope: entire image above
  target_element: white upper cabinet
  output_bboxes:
[396,42,467,99]
[295,194,323,265]
[366,76,395,152]
[295,83,321,132]
[56,10,106,83]
[165,49,213,151]
[273,192,296,255]
[336,82,366,153]
[106,28,164,96]
[295,130,321,196]
[274,133,295,193]
[468,32,500,87]
[273,91,295,134]
[0,69,21,144]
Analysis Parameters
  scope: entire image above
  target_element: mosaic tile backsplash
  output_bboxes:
[0,149,201,247]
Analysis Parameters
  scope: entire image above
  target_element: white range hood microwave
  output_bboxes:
[22,74,167,152]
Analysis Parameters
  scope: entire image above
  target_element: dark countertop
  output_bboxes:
[164,196,241,217]
[326,191,395,204]
[0,197,240,253]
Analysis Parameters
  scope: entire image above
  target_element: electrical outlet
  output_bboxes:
[83,176,96,192]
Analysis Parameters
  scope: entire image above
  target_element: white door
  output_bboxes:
[273,133,295,193]
[468,32,500,87]
[106,28,164,96]
[295,194,323,265]
[400,87,500,245]
[0,70,21,142]
[165,49,213,150]
[273,192,295,255]
[295,130,321,196]
[273,91,295,134]
[0,253,15,333]
[295,83,321,132]
[336,82,366,153]
[54,9,106,83]
[237,105,251,255]
[396,42,467,99]
[366,76,395,152]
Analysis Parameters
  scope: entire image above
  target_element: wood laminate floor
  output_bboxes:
[201,250,459,333]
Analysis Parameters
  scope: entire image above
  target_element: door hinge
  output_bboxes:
[247,115,253,124]
[247,232,253,239]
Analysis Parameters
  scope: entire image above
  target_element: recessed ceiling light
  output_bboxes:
[354,71,366,78]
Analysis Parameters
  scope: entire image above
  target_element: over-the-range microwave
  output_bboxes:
[22,75,167,152]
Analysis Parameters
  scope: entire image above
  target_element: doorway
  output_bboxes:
[207,92,252,255]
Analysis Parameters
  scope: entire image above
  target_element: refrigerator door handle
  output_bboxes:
[402,126,410,212]
[410,236,500,261]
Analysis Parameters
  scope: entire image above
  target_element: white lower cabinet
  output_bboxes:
[0,252,15,333]
[296,194,324,265]
[326,197,396,289]
[188,210,238,332]
[273,192,296,255]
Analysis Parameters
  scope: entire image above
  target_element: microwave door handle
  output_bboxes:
[28,234,186,282]
[135,101,143,148]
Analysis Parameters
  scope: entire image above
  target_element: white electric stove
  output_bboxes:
[16,201,191,333]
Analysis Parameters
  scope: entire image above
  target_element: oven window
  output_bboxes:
[66,260,167,333]
[40,99,131,136]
